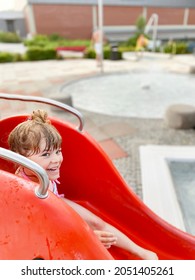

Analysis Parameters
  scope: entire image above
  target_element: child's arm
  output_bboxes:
[62,198,158,259]
[62,198,117,248]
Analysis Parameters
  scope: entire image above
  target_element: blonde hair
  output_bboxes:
[8,110,62,157]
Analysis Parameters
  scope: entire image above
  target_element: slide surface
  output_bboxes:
[0,115,195,259]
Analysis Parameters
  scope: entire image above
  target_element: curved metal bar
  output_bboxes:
[0,148,50,199]
[0,93,84,132]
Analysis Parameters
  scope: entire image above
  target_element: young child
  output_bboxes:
[8,109,158,260]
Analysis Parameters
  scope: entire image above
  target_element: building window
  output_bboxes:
[6,20,15,32]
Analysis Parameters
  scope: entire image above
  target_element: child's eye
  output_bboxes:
[56,148,62,155]
[42,152,50,157]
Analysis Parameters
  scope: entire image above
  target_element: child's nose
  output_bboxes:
[51,154,60,162]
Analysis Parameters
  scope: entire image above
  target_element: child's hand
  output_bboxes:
[94,230,117,248]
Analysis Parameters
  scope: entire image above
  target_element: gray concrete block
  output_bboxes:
[190,66,195,74]
[165,104,195,129]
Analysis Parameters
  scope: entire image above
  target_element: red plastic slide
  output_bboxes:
[0,114,195,260]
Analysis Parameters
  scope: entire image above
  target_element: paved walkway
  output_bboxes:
[0,52,195,198]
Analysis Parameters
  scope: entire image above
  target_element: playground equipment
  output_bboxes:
[0,93,195,260]
[145,13,159,52]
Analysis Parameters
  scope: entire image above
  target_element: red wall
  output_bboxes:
[30,4,195,39]
[104,6,143,25]
[147,8,184,25]
[188,8,195,24]
[33,4,93,39]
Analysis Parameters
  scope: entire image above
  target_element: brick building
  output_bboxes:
[24,0,195,41]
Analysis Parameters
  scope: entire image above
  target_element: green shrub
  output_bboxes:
[26,46,57,61]
[13,53,24,62]
[163,43,175,54]
[135,15,147,35]
[84,46,122,60]
[24,33,91,48]
[163,41,189,54]
[104,48,111,59]
[84,48,96,59]
[0,32,22,43]
[24,34,49,47]
[0,52,15,62]
[124,36,138,47]
[175,42,190,54]
[60,39,90,47]
[118,46,135,52]
[48,33,64,41]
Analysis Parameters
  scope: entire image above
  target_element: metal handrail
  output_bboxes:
[0,148,49,199]
[145,13,159,52]
[0,93,84,132]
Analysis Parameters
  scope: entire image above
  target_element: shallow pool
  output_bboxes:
[168,160,195,235]
[62,70,195,118]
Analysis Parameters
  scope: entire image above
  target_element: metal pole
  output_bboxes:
[98,0,104,73]
[152,14,158,52]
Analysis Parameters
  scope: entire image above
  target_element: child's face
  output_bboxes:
[27,138,63,181]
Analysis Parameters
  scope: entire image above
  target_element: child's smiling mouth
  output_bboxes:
[47,167,60,173]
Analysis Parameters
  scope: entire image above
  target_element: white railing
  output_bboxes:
[145,13,159,52]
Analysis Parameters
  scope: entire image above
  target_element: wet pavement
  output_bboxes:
[0,51,195,199]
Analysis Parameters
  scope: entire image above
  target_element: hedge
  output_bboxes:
[0,52,15,62]
[0,32,22,43]
[0,52,24,63]
[25,47,58,61]
[84,47,122,60]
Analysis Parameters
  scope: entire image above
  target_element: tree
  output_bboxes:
[135,15,146,35]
